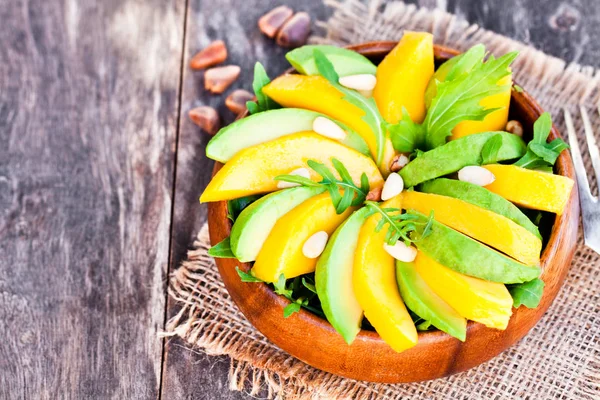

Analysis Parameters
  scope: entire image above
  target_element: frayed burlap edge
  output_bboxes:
[165,1,600,399]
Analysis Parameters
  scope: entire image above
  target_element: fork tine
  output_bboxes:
[579,105,600,185]
[564,109,594,201]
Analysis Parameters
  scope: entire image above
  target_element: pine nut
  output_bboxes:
[458,166,496,186]
[190,40,227,70]
[312,117,347,140]
[381,172,404,200]
[338,74,377,91]
[302,231,329,259]
[276,167,311,189]
[188,106,220,135]
[225,89,254,115]
[383,241,417,262]
[276,12,311,48]
[258,6,294,38]
[506,120,524,137]
[366,186,382,202]
[389,154,410,172]
[204,65,241,94]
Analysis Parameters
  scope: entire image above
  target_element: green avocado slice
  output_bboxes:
[230,186,325,262]
[396,260,467,341]
[410,211,541,284]
[286,45,377,77]
[399,131,526,187]
[206,108,370,163]
[315,207,370,344]
[419,178,541,239]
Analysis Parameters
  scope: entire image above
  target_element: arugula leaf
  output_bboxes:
[274,158,369,214]
[424,51,517,149]
[227,194,262,222]
[365,202,434,246]
[313,49,386,165]
[481,134,504,164]
[302,277,317,294]
[445,44,486,82]
[246,62,279,114]
[513,84,524,93]
[208,237,236,258]
[508,278,545,308]
[235,266,264,282]
[283,302,302,318]
[386,108,425,153]
[514,112,569,169]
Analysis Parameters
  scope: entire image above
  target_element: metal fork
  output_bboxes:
[564,106,600,254]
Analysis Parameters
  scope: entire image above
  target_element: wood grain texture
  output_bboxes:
[164,0,600,398]
[0,0,184,398]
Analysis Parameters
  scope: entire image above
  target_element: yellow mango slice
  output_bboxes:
[414,251,513,330]
[252,193,354,282]
[373,31,434,124]
[200,132,383,202]
[402,191,542,265]
[353,196,418,352]
[262,75,396,175]
[483,164,574,215]
[451,73,512,140]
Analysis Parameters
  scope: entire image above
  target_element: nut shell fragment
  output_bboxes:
[190,40,227,70]
[205,65,241,94]
[276,12,311,48]
[259,6,294,38]
[225,89,254,115]
[189,106,220,136]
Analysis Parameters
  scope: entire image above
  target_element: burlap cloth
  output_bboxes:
[165,1,600,398]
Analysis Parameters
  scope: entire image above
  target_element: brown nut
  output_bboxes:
[276,12,311,48]
[389,153,410,172]
[225,89,254,115]
[189,106,220,135]
[366,186,382,202]
[190,40,227,70]
[204,65,241,94]
[506,120,524,137]
[258,6,294,38]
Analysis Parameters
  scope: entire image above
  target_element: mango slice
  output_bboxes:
[451,73,512,139]
[252,193,354,282]
[414,251,513,330]
[483,164,574,215]
[402,191,542,265]
[353,196,418,352]
[200,132,383,202]
[262,75,396,174]
[373,31,434,124]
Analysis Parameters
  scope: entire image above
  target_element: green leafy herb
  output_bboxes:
[508,278,545,308]
[424,51,517,149]
[227,194,262,222]
[274,158,370,214]
[513,84,524,93]
[246,62,279,114]
[283,302,302,317]
[444,44,486,81]
[386,108,425,153]
[313,49,386,165]
[481,134,504,164]
[235,266,263,282]
[365,202,434,246]
[514,112,569,169]
[207,237,236,258]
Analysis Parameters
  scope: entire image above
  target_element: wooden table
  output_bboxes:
[1,0,597,398]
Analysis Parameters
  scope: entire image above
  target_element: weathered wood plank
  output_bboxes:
[163,0,600,398]
[0,0,184,398]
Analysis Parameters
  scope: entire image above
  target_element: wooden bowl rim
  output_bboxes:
[206,41,580,382]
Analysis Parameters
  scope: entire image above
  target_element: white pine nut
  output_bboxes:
[302,231,329,259]
[277,167,311,189]
[312,117,347,140]
[338,74,377,91]
[381,172,404,201]
[458,166,496,186]
[383,241,418,262]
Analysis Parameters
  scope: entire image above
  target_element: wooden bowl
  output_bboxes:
[207,42,580,383]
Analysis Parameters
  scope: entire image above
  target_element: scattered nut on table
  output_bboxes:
[189,106,220,135]
[258,5,294,38]
[190,40,227,70]
[506,120,524,137]
[204,65,241,94]
[225,89,255,115]
[276,12,311,48]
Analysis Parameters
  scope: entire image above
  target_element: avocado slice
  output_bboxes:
[399,131,526,187]
[410,212,541,284]
[396,260,467,341]
[286,45,377,77]
[419,178,541,239]
[315,207,370,344]
[230,186,325,262]
[206,108,370,163]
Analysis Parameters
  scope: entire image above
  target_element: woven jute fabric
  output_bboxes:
[165,1,600,398]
